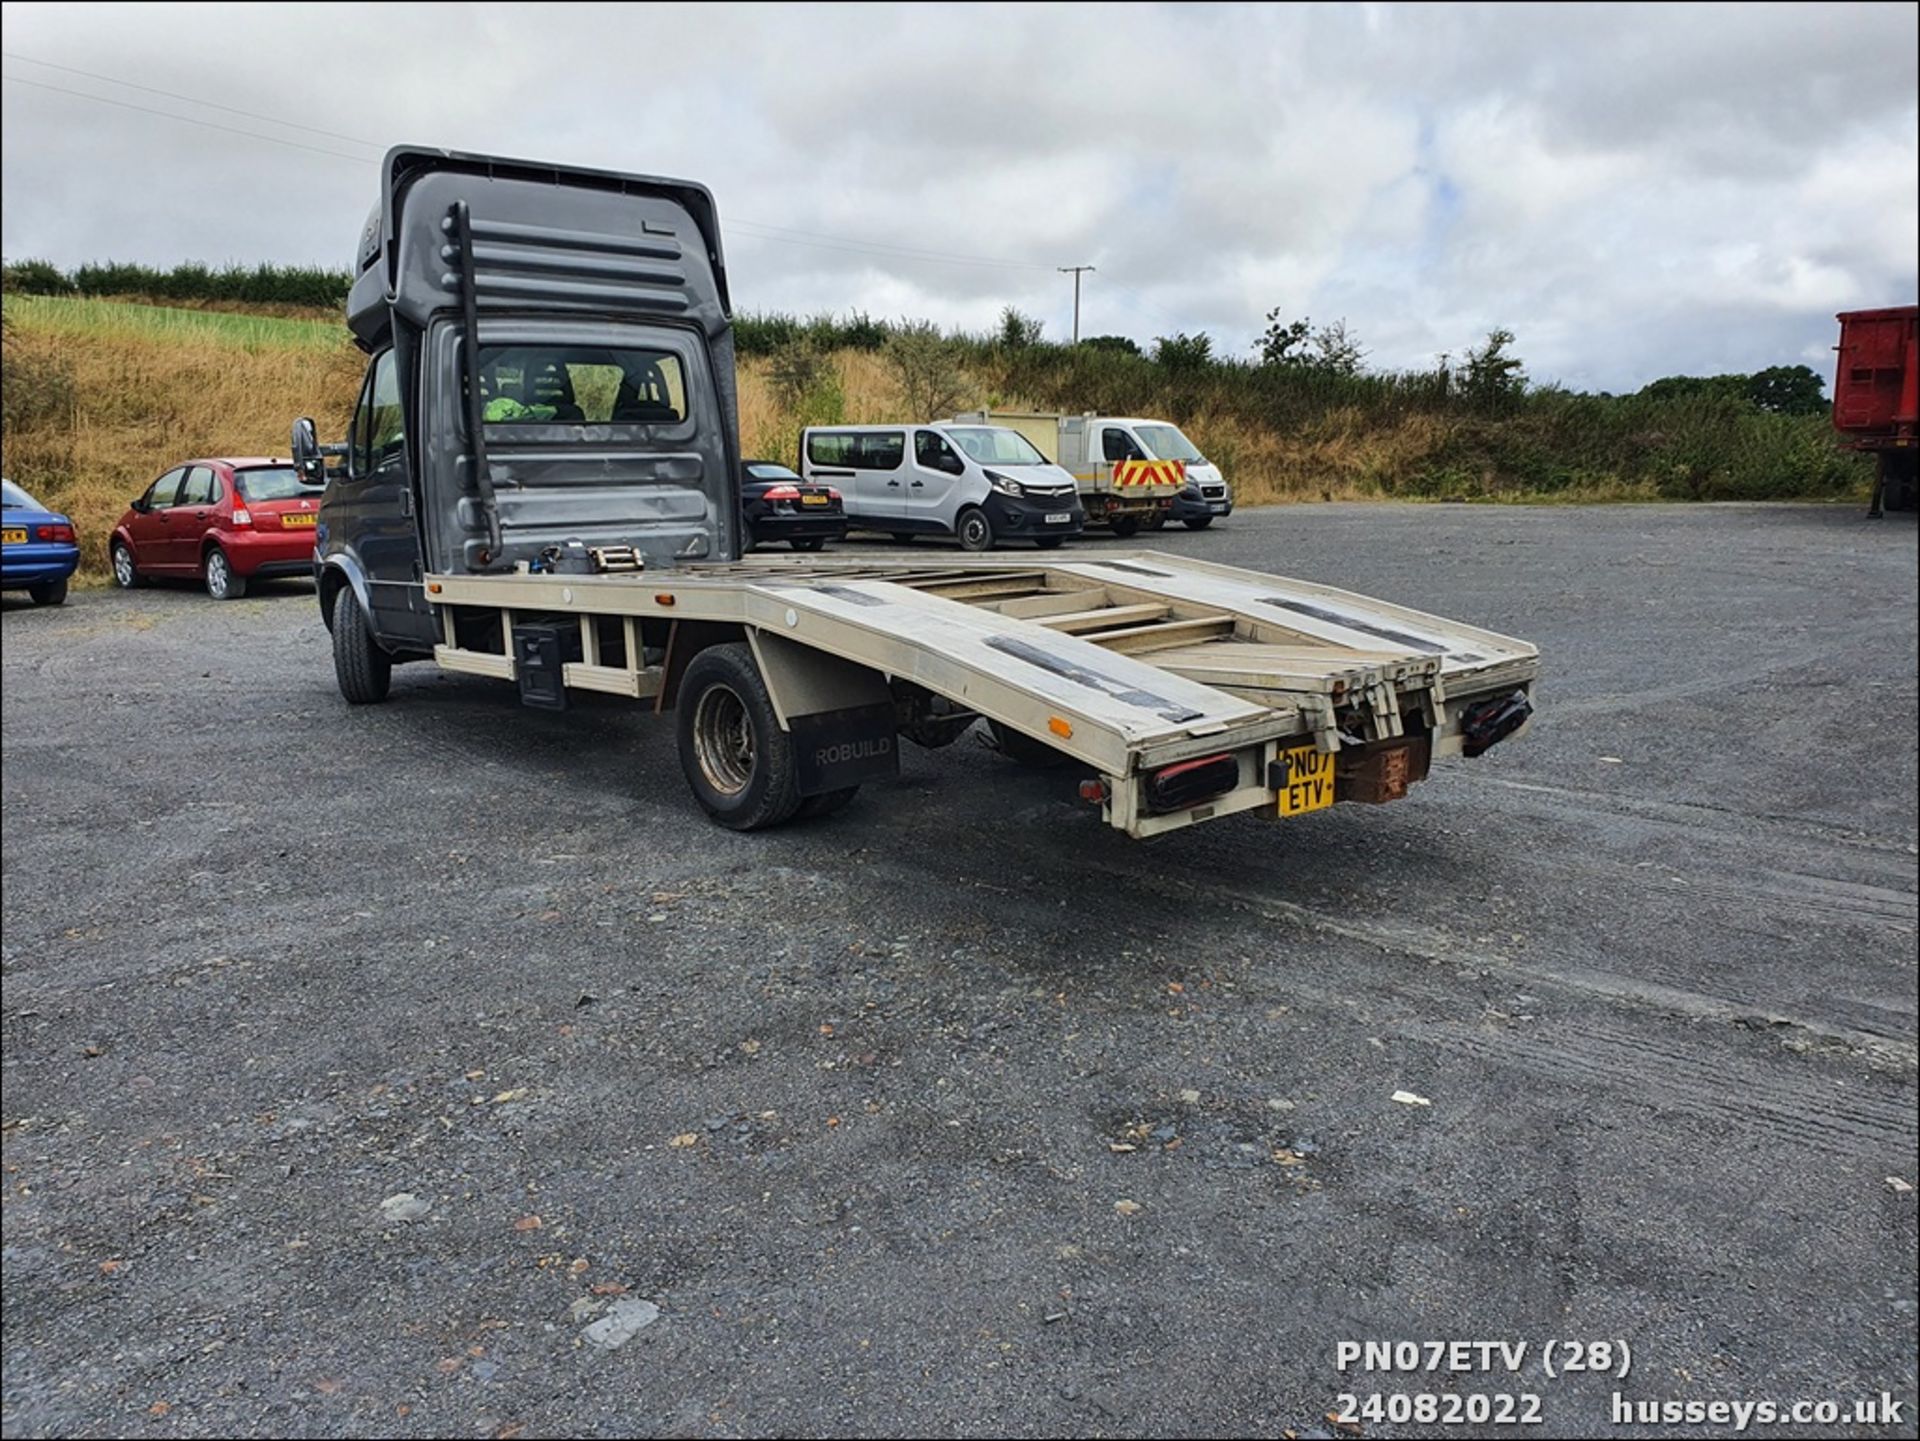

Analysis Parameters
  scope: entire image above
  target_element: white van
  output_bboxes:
[800,423,1086,551]
[957,411,1233,531]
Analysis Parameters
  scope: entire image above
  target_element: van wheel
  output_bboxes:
[677,642,803,830]
[956,507,994,552]
[890,532,917,545]
[331,586,392,704]
[205,548,248,600]
[29,577,68,607]
[1035,537,1065,550]
[1111,515,1141,538]
[987,719,1070,768]
[1182,515,1214,531]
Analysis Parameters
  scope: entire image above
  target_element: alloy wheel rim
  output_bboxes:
[114,548,132,586]
[208,554,228,597]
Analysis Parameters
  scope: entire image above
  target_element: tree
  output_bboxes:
[1309,318,1367,377]
[1082,335,1141,356]
[997,306,1044,349]
[883,320,971,419]
[1460,328,1526,410]
[1746,364,1825,416]
[1257,309,1311,367]
[1153,331,1214,371]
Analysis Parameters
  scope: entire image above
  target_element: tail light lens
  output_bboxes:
[827,488,842,501]
[36,523,75,543]
[230,507,253,528]
[1143,753,1238,813]
[762,485,800,502]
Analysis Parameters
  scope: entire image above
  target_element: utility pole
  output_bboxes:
[1058,265,1095,344]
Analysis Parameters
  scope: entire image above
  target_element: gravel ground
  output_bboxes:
[3,502,1916,1439]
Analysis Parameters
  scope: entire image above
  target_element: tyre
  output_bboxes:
[1145,511,1168,531]
[1182,515,1214,531]
[676,642,803,830]
[1111,515,1141,539]
[955,506,994,553]
[796,786,859,819]
[793,536,827,552]
[204,548,247,600]
[890,532,918,545]
[29,577,68,607]
[111,542,140,589]
[987,718,1070,768]
[331,586,392,704]
[1035,536,1065,550]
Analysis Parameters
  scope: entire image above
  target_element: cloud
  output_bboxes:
[2,0,1913,390]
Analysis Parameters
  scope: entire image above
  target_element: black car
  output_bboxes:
[741,460,847,551]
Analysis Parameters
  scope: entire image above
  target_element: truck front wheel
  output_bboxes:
[676,643,804,830]
[331,587,392,704]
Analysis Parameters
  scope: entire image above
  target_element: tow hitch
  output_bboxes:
[1461,690,1534,757]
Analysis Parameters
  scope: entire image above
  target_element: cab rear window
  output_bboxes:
[476,345,687,424]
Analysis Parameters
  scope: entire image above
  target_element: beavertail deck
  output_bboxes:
[424,549,1538,837]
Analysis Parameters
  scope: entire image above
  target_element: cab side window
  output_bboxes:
[1103,428,1144,462]
[351,350,404,476]
[145,467,187,509]
[914,430,960,470]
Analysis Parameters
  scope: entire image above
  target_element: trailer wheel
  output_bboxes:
[676,642,804,830]
[987,719,1071,768]
[331,587,391,704]
[956,507,994,552]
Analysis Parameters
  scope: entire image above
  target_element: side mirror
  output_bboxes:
[130,496,149,514]
[291,417,325,484]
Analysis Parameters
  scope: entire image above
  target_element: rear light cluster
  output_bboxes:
[230,508,254,528]
[36,523,76,544]
[1143,753,1239,814]
[763,485,800,502]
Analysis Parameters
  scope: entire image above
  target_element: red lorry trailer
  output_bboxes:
[1833,305,1918,516]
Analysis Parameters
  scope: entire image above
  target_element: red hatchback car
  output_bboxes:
[111,457,325,600]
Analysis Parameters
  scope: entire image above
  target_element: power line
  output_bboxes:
[1,49,386,151]
[0,73,373,164]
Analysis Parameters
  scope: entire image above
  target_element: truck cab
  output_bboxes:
[302,146,743,653]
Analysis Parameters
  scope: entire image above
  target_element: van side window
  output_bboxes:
[915,430,959,469]
[807,432,858,466]
[1103,428,1143,462]
[859,432,904,471]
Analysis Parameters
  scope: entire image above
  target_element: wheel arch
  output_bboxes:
[317,555,373,633]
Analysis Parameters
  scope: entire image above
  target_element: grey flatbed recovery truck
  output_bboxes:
[300,147,1539,837]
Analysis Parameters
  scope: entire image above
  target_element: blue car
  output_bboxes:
[2,478,81,607]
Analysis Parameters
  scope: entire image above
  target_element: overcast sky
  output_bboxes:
[2,2,1914,390]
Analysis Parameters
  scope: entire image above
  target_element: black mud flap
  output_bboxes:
[790,703,900,796]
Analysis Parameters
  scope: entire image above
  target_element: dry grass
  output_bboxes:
[2,302,363,576]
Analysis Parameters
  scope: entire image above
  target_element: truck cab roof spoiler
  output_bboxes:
[347,145,731,352]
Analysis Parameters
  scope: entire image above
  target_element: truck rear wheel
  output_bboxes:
[331,587,391,704]
[676,643,804,830]
[1111,515,1141,538]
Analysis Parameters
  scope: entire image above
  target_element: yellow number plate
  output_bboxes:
[800,494,829,506]
[0,528,27,545]
[281,512,318,528]
[1275,744,1336,817]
